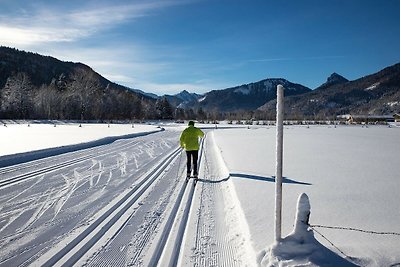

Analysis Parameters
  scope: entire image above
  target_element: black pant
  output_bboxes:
[186,150,199,176]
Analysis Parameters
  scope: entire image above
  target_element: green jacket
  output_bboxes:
[180,126,204,151]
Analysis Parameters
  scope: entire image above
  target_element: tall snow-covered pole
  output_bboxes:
[274,84,284,241]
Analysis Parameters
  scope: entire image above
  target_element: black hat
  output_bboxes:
[188,120,195,126]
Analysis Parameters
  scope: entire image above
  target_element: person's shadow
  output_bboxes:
[196,173,311,185]
[196,176,230,184]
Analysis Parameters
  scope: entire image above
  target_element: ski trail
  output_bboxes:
[144,142,156,158]
[94,161,104,186]
[0,187,54,235]
[18,188,56,232]
[52,169,85,220]
[101,170,113,193]
[191,179,219,266]
[160,139,172,149]
[0,208,27,234]
[89,159,97,188]
[62,173,71,189]
[4,175,45,204]
[132,153,139,169]
[180,131,257,266]
[52,174,74,220]
[117,152,128,176]
[0,130,183,266]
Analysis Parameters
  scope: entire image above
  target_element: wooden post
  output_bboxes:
[275,85,284,241]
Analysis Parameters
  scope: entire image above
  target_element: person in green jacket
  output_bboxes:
[180,120,204,179]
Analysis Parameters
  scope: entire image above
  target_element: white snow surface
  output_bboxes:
[0,122,157,157]
[234,86,251,95]
[198,95,207,102]
[387,101,399,107]
[0,123,399,267]
[213,125,400,267]
[364,83,380,91]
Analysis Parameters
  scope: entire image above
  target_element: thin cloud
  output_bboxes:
[39,45,171,78]
[246,55,345,63]
[0,0,231,94]
[0,1,186,46]
[0,26,86,46]
[247,58,294,63]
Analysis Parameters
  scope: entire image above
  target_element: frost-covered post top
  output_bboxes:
[294,193,311,236]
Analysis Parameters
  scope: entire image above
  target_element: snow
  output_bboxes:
[364,83,380,91]
[387,101,399,107]
[263,80,274,89]
[258,193,357,266]
[0,122,159,157]
[198,95,207,102]
[234,86,251,95]
[1,122,399,266]
[263,79,288,92]
[0,122,160,168]
[213,125,400,267]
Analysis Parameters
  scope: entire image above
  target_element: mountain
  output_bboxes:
[259,63,400,119]
[130,88,158,99]
[0,46,157,120]
[316,73,348,90]
[192,78,311,112]
[175,90,202,103]
[2,46,399,121]
[163,90,203,109]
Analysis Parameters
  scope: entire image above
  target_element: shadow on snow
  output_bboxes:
[230,173,312,186]
[195,173,311,186]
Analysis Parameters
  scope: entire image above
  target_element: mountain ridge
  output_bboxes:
[183,78,311,112]
[258,62,400,118]
[1,46,399,120]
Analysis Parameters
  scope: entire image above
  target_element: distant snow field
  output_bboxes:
[0,122,158,157]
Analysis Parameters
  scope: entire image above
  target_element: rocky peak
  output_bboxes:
[175,90,200,102]
[316,72,348,90]
[327,73,348,84]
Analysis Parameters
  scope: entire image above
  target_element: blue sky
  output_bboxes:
[1,0,399,95]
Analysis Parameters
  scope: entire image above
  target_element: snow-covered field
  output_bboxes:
[0,122,158,157]
[213,125,400,266]
[0,122,399,266]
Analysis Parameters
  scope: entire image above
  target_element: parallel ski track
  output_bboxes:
[85,147,188,266]
[148,135,206,267]
[0,139,142,188]
[40,146,182,267]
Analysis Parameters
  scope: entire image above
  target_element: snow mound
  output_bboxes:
[258,193,358,267]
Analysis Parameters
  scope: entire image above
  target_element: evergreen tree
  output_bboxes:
[155,97,173,119]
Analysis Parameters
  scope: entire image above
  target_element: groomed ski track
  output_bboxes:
[176,132,256,267]
[0,128,256,266]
